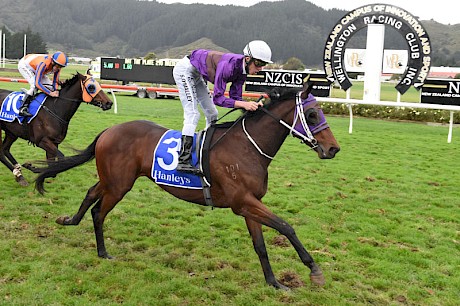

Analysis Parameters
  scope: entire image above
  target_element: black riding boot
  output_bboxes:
[19,94,33,117]
[176,135,201,174]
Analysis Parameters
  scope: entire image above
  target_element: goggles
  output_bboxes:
[253,59,267,67]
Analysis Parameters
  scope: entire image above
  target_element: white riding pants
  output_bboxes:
[18,57,52,96]
[173,56,218,136]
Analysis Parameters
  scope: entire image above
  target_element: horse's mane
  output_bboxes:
[214,87,300,129]
[264,87,299,107]
[59,73,81,89]
[243,87,299,120]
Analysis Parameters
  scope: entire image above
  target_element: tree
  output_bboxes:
[23,27,47,55]
[3,27,47,59]
[282,57,305,71]
[144,52,157,61]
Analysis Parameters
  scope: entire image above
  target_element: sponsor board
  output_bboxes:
[421,79,460,106]
[245,70,330,97]
[323,3,431,94]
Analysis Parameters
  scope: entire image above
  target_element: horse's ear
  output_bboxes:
[301,75,314,99]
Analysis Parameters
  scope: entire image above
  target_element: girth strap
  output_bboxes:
[196,129,215,207]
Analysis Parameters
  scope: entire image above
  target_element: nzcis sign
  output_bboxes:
[422,79,460,106]
[323,3,431,94]
[245,70,331,97]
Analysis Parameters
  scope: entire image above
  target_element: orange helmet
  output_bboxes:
[52,51,68,67]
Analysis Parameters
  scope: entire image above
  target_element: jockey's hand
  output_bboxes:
[49,91,59,98]
[236,100,262,111]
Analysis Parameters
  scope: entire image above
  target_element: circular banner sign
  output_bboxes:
[323,4,431,94]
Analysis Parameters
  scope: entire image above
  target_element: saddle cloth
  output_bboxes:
[0,92,47,124]
[151,130,208,189]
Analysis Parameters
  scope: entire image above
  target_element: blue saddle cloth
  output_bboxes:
[151,130,203,189]
[0,92,47,124]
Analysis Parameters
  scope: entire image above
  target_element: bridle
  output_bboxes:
[242,92,329,159]
[39,75,104,124]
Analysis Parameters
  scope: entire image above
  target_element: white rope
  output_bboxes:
[242,118,274,160]
[242,93,320,158]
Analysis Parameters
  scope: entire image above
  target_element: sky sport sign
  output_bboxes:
[245,70,331,97]
[323,3,431,94]
[421,79,460,106]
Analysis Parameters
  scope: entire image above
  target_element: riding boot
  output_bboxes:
[176,135,201,174]
[19,94,33,117]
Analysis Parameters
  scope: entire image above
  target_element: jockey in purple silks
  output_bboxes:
[173,40,273,174]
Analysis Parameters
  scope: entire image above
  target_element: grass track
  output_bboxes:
[0,81,459,305]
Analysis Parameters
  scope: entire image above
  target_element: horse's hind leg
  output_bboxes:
[56,182,102,226]
[0,132,28,186]
[90,190,128,259]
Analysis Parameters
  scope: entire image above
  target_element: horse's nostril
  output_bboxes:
[329,146,340,157]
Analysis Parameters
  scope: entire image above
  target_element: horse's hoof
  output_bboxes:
[310,272,326,286]
[56,216,71,225]
[275,283,290,291]
[99,253,114,260]
[16,175,29,187]
[22,162,32,169]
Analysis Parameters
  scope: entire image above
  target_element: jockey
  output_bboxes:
[173,40,272,174]
[17,51,68,117]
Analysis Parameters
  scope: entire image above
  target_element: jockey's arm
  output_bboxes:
[52,70,61,91]
[34,63,52,95]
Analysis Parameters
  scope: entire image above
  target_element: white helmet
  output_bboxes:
[243,40,273,63]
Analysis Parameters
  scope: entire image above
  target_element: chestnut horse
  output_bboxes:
[0,73,112,186]
[35,84,340,289]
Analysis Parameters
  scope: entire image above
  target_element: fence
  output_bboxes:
[0,77,458,143]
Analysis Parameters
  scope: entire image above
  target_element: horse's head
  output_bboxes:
[267,82,340,159]
[80,73,113,111]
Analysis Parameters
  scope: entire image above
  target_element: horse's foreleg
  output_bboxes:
[56,183,101,226]
[24,139,59,173]
[56,149,65,159]
[237,198,325,286]
[245,217,289,290]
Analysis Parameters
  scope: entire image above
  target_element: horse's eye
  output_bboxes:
[305,108,319,125]
[87,84,96,94]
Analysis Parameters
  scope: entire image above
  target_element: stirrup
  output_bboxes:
[19,108,32,117]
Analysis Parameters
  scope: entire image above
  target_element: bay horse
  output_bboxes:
[0,72,112,186]
[35,84,340,290]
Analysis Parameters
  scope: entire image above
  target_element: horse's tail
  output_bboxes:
[35,130,106,195]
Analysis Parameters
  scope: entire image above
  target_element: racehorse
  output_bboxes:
[0,72,112,186]
[35,83,340,290]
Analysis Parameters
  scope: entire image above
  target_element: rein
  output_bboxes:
[38,75,102,125]
[209,95,264,150]
[58,96,82,103]
[244,93,319,159]
[210,93,320,159]
[41,104,69,125]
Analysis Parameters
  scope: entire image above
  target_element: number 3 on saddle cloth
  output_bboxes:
[151,129,213,190]
[0,92,47,124]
